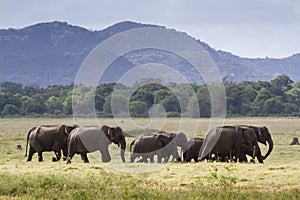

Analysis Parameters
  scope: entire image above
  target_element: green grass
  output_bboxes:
[0,117,299,199]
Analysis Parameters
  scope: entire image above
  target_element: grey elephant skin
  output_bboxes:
[25,125,77,162]
[183,138,204,162]
[154,132,188,162]
[239,125,273,161]
[66,125,126,164]
[200,126,259,163]
[130,132,188,163]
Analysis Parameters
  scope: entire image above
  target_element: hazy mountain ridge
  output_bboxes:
[0,21,299,86]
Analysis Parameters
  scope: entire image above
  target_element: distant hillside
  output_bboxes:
[0,21,299,87]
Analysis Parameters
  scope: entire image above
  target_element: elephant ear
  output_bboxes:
[101,125,110,136]
[257,128,263,137]
[241,129,250,144]
[156,134,168,147]
[65,126,75,135]
[106,127,124,144]
[115,127,123,136]
[262,126,269,134]
[242,129,256,145]
[56,125,66,135]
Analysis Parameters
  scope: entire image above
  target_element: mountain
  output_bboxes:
[0,21,299,87]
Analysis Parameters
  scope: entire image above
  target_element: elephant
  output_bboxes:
[66,125,126,164]
[25,125,77,162]
[183,138,204,162]
[130,134,170,163]
[130,132,188,163]
[199,126,259,163]
[238,125,273,161]
[210,125,273,163]
[154,132,188,162]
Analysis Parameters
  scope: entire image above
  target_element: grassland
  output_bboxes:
[0,117,299,199]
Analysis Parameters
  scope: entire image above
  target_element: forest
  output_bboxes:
[0,74,299,118]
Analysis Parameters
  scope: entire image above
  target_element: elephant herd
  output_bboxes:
[25,124,273,164]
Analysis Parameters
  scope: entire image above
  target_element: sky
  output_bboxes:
[1,0,299,58]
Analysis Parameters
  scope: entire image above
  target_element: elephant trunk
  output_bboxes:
[120,138,126,163]
[263,137,273,160]
[252,145,256,159]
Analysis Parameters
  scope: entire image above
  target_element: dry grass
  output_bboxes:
[0,117,299,199]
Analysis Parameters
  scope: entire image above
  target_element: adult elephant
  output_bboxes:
[25,125,77,162]
[66,125,126,164]
[239,125,273,161]
[183,138,204,162]
[199,126,259,163]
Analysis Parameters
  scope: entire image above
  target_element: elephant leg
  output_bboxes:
[193,156,199,162]
[149,155,154,163]
[164,155,171,162]
[66,152,75,164]
[157,154,162,163]
[238,152,248,163]
[26,145,36,162]
[32,141,44,162]
[255,145,264,163]
[51,143,61,162]
[52,151,61,162]
[81,153,89,163]
[38,151,43,162]
[130,153,137,163]
[100,148,111,163]
[172,150,181,162]
[140,155,149,163]
[66,146,76,164]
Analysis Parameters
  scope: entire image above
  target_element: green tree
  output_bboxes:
[153,89,171,104]
[62,92,73,115]
[45,96,63,114]
[1,104,19,115]
[0,82,23,94]
[196,85,211,117]
[129,101,148,117]
[0,92,9,112]
[103,95,112,114]
[103,95,128,116]
[252,88,275,115]
[160,95,180,113]
[270,74,294,97]
[262,97,284,115]
[187,96,200,118]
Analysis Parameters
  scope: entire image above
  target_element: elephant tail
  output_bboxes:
[130,139,135,153]
[25,127,37,157]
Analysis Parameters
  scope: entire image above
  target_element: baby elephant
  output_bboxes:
[183,138,204,162]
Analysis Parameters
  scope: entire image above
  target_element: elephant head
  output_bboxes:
[155,134,172,147]
[257,126,273,159]
[174,133,188,150]
[242,125,273,160]
[102,125,126,163]
[240,127,258,159]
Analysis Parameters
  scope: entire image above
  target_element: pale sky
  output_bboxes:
[1,0,300,58]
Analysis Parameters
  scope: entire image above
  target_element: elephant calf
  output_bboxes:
[130,132,188,163]
[66,125,126,164]
[183,138,204,162]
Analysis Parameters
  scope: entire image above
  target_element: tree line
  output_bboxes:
[0,74,300,118]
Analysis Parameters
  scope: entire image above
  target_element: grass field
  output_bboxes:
[0,117,299,199]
